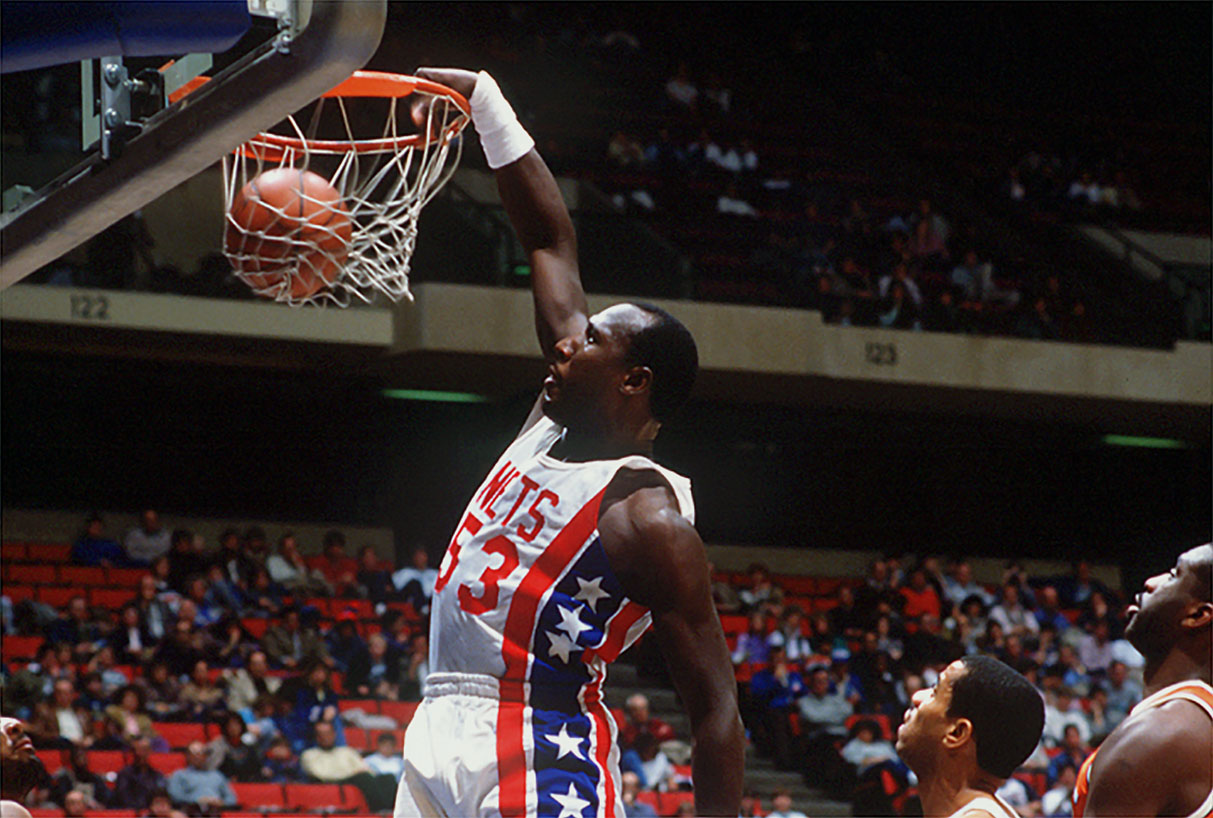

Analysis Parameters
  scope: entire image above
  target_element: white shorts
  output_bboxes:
[394,673,623,818]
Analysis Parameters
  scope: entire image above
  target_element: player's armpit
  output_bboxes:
[1084,701,1211,817]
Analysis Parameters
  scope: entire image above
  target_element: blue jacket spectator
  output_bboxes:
[72,514,131,567]
[167,742,237,811]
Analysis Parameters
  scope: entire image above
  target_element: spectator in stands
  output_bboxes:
[607,131,645,168]
[264,607,331,671]
[353,546,392,604]
[391,548,438,616]
[706,562,741,613]
[85,646,130,698]
[326,609,370,674]
[1054,643,1091,694]
[943,560,993,609]
[299,721,397,810]
[730,611,771,667]
[124,510,173,567]
[153,618,207,679]
[28,678,88,748]
[223,651,281,715]
[109,604,154,666]
[266,533,331,597]
[1101,660,1140,726]
[738,563,784,614]
[994,775,1040,817]
[137,661,183,721]
[1040,760,1077,817]
[1032,585,1071,634]
[827,585,865,641]
[364,733,405,781]
[71,514,128,567]
[103,685,158,747]
[797,665,854,783]
[205,713,259,782]
[280,659,341,751]
[839,717,898,778]
[1077,616,1116,675]
[1076,589,1118,637]
[240,527,271,575]
[620,771,658,818]
[167,742,236,815]
[766,789,808,818]
[899,567,942,630]
[1046,723,1089,788]
[748,646,805,771]
[165,529,207,594]
[1085,684,1113,745]
[46,597,102,661]
[178,660,226,723]
[241,567,285,619]
[1067,172,1102,206]
[347,633,401,700]
[716,182,759,218]
[113,737,166,812]
[4,644,62,718]
[620,693,676,758]
[145,787,188,818]
[310,531,359,597]
[663,63,698,111]
[61,789,89,818]
[1041,686,1090,748]
[399,633,429,701]
[208,530,250,595]
[767,607,812,662]
[135,576,175,642]
[48,745,111,809]
[258,735,303,783]
[989,582,1040,641]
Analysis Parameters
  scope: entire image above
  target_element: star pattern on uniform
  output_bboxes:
[546,630,579,663]
[552,782,590,818]
[544,723,586,761]
[556,604,593,643]
[573,576,611,612]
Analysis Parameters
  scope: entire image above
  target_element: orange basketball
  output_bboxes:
[225,168,353,299]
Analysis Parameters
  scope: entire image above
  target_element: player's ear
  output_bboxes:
[620,365,653,397]
[942,717,972,750]
[1182,599,1213,631]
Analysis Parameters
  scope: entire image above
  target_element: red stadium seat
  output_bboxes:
[59,565,107,586]
[2,635,43,660]
[240,618,269,639]
[35,749,63,775]
[3,585,35,604]
[636,792,659,812]
[106,567,147,588]
[148,752,187,775]
[658,791,695,816]
[718,614,748,635]
[779,575,817,596]
[379,700,419,727]
[343,727,368,751]
[27,543,72,563]
[28,810,60,818]
[285,784,342,811]
[333,599,374,620]
[329,672,345,695]
[88,750,127,774]
[91,588,138,609]
[303,597,332,617]
[231,782,286,810]
[340,785,369,813]
[153,722,209,749]
[814,577,847,596]
[20,564,57,585]
[1,542,29,561]
[38,586,80,607]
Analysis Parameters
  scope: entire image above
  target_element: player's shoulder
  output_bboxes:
[603,467,694,544]
[1092,697,1208,779]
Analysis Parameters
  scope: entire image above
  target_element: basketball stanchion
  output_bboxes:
[218,71,470,306]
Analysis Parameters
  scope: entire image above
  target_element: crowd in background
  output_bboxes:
[712,556,1139,816]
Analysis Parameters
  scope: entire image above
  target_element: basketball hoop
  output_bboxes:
[220,71,470,306]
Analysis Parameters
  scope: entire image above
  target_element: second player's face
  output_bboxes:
[0,717,34,762]
[542,304,649,429]
[895,659,965,770]
[1124,544,1212,652]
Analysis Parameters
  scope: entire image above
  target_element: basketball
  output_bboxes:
[224,168,353,299]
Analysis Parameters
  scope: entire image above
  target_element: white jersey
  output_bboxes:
[404,415,693,818]
[945,793,1021,818]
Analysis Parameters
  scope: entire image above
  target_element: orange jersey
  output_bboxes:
[1073,679,1213,818]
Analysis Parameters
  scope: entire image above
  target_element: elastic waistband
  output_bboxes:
[422,672,602,706]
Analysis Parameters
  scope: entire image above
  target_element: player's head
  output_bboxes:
[0,717,42,801]
[1125,543,1212,668]
[543,303,697,432]
[896,656,1044,782]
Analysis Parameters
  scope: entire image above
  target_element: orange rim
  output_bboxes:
[171,70,471,154]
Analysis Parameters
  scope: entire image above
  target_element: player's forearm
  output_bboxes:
[690,704,745,817]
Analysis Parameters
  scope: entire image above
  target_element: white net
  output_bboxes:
[221,73,469,307]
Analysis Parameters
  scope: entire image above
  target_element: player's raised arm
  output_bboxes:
[414,68,587,358]
[599,476,746,817]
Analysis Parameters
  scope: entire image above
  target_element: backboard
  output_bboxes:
[0,0,387,289]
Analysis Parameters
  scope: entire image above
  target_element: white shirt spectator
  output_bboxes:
[717,194,757,218]
[1042,700,1091,747]
[665,75,698,109]
[840,737,898,775]
[365,749,405,780]
[640,749,675,792]
[124,525,172,564]
[990,601,1040,637]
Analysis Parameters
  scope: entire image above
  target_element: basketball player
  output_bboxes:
[1,716,41,818]
[392,68,744,818]
[895,655,1045,818]
[1075,543,1212,818]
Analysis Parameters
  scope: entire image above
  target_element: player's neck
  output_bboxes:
[1143,646,1212,697]
[550,425,656,462]
[919,765,1000,818]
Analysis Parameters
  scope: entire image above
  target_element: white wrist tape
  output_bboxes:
[470,71,535,169]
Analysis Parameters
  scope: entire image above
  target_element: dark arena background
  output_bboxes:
[1,4,1209,818]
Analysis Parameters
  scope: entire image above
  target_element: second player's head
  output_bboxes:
[543,303,697,435]
[1125,543,1213,668]
[896,655,1044,783]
